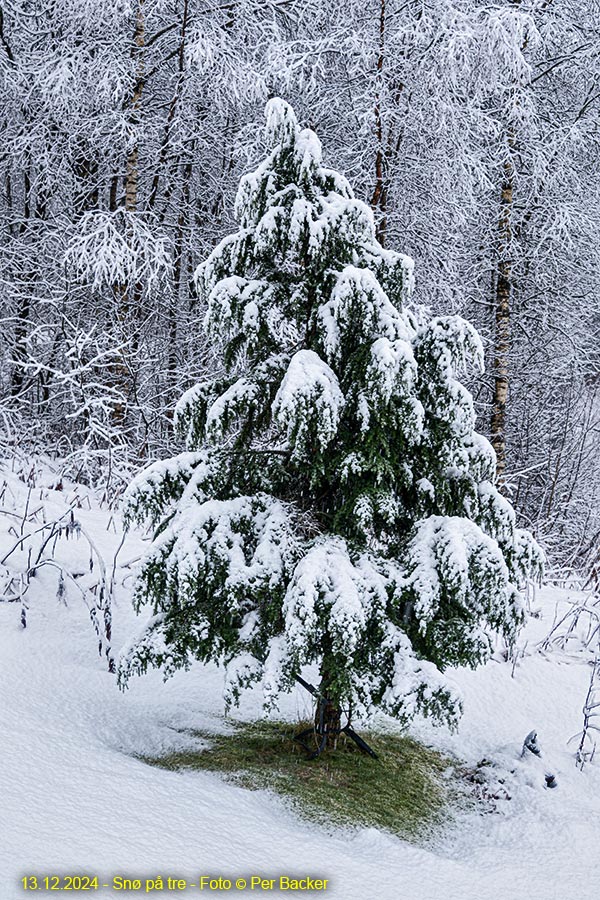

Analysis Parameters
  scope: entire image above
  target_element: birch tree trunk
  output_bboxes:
[490,157,514,488]
[112,0,146,428]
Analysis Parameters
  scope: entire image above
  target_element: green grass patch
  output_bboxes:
[141,720,464,841]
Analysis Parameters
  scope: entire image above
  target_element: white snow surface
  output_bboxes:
[1,464,600,899]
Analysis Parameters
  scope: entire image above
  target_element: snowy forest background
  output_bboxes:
[1,0,600,583]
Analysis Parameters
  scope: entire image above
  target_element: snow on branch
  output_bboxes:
[272,350,344,460]
[65,210,171,291]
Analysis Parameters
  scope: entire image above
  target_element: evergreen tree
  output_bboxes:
[119,99,543,740]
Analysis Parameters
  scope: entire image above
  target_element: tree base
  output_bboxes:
[293,677,378,760]
[316,696,341,750]
[293,718,379,760]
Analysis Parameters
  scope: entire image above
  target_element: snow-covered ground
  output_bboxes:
[1,462,599,900]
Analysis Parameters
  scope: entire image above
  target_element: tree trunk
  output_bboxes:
[147,0,189,213]
[491,0,528,490]
[124,0,145,217]
[111,0,146,428]
[490,157,514,488]
[316,650,342,750]
[370,0,388,246]
[169,152,193,398]
[11,165,33,396]
[314,697,342,750]
[73,141,99,217]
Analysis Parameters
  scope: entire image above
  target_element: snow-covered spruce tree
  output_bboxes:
[119,99,543,744]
